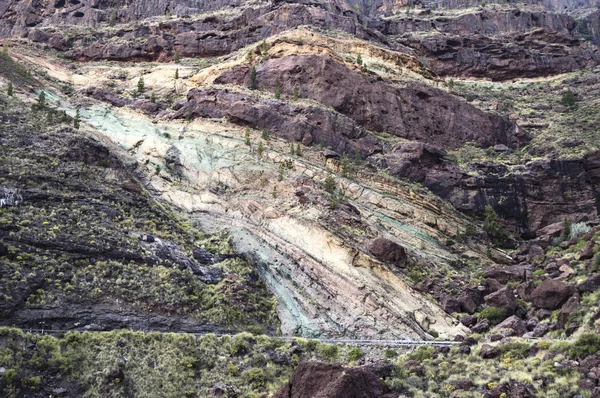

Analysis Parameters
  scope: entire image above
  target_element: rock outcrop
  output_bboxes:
[215,52,527,149]
[273,362,396,398]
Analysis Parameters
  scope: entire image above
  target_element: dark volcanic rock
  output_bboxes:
[389,150,600,235]
[557,295,582,327]
[484,287,517,315]
[492,315,528,336]
[485,265,532,285]
[480,344,501,359]
[440,293,461,314]
[530,279,573,310]
[273,361,395,398]
[216,55,526,149]
[172,88,377,156]
[367,237,407,268]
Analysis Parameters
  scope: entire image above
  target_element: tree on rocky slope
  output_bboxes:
[483,205,506,244]
[249,66,257,90]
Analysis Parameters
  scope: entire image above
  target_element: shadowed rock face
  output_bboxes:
[380,144,600,235]
[215,54,528,148]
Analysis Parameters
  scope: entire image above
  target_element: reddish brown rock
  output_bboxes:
[367,237,407,269]
[480,344,501,359]
[580,240,596,260]
[216,54,526,150]
[516,281,536,301]
[530,279,573,310]
[171,88,378,156]
[492,315,528,336]
[485,265,532,285]
[484,287,517,315]
[557,295,582,327]
[273,362,395,398]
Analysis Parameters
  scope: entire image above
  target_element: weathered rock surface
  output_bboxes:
[383,147,600,235]
[530,279,573,310]
[273,361,396,398]
[484,287,517,315]
[215,53,526,149]
[367,237,407,268]
[171,87,377,155]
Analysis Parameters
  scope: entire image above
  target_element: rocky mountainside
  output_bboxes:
[2,0,600,396]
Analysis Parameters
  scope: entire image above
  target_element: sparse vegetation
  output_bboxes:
[249,66,257,90]
[137,75,145,93]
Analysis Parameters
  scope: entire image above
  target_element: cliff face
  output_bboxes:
[2,0,600,345]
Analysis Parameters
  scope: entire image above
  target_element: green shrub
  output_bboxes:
[483,205,506,244]
[347,347,363,362]
[242,368,265,389]
[570,334,600,358]
[560,90,577,108]
[408,345,435,362]
[318,343,339,361]
[385,349,398,358]
[226,363,239,375]
[499,341,531,359]
[247,325,263,335]
[479,307,506,323]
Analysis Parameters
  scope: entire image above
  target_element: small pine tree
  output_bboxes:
[37,91,46,109]
[150,91,156,103]
[1,46,7,57]
[324,174,336,193]
[261,129,268,140]
[296,143,302,157]
[175,68,179,79]
[257,141,264,156]
[61,110,68,122]
[137,76,145,93]
[249,66,257,90]
[261,39,269,56]
[73,109,81,129]
[286,159,293,169]
[272,186,277,198]
[563,217,572,240]
[290,143,295,156]
[560,90,577,108]
[109,9,117,26]
[274,79,281,99]
[293,86,298,101]
[245,129,251,146]
[278,163,284,181]
[330,192,339,209]
[340,153,352,178]
[174,51,181,63]
[7,82,12,97]
[356,54,363,65]
[354,149,361,164]
[483,205,506,244]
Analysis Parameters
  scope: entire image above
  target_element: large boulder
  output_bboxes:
[485,265,532,285]
[480,344,501,359]
[516,281,536,301]
[492,315,528,336]
[579,240,595,260]
[273,362,396,398]
[530,279,573,310]
[367,237,407,268]
[557,295,582,327]
[578,274,600,293]
[440,293,461,314]
[484,287,517,315]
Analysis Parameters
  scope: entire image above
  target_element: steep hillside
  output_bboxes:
[2,0,600,396]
